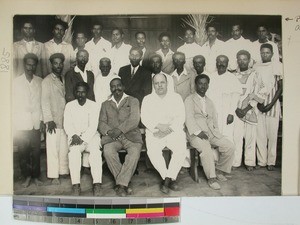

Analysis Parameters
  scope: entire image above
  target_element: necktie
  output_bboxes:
[131,67,135,78]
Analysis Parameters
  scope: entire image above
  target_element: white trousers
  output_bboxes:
[233,118,257,167]
[46,128,69,178]
[68,132,102,185]
[146,131,186,180]
[218,113,235,143]
[256,112,280,166]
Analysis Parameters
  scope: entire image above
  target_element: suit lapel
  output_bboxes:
[118,96,128,109]
[192,94,206,116]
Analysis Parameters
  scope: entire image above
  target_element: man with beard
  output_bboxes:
[135,31,153,70]
[43,19,75,77]
[42,53,69,185]
[64,82,102,196]
[192,55,211,77]
[99,78,142,197]
[207,55,242,143]
[13,20,44,77]
[65,49,95,103]
[118,47,152,105]
[156,32,175,75]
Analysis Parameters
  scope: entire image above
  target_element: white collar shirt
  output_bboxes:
[74,65,88,82]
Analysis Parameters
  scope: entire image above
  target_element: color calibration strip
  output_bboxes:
[13,196,180,224]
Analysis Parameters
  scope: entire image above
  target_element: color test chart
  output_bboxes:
[13,196,180,224]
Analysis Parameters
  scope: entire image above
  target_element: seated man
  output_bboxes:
[141,73,186,194]
[185,74,235,190]
[63,82,102,196]
[99,78,142,197]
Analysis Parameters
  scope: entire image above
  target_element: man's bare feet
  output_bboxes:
[52,178,60,185]
[21,177,31,188]
[33,178,43,186]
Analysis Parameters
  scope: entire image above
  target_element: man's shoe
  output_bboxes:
[93,183,102,196]
[72,184,81,196]
[267,165,275,171]
[116,185,127,197]
[246,166,254,171]
[216,173,228,182]
[51,178,60,185]
[59,174,70,179]
[207,178,221,190]
[160,184,170,194]
[169,180,181,191]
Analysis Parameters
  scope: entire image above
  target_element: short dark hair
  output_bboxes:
[195,74,210,84]
[260,43,273,53]
[216,55,229,62]
[53,19,68,31]
[135,31,146,39]
[110,77,122,86]
[150,53,162,62]
[100,57,111,64]
[172,51,185,60]
[231,23,243,30]
[49,53,65,63]
[130,47,143,56]
[158,32,171,42]
[111,27,124,35]
[76,49,89,58]
[23,53,38,64]
[21,19,35,29]
[75,31,87,37]
[236,50,251,59]
[257,23,269,30]
[91,21,103,29]
[75,81,89,93]
[206,22,219,32]
[184,27,196,35]
[193,55,206,63]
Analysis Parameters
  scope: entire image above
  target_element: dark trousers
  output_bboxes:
[14,129,41,178]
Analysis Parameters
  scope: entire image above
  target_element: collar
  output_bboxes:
[109,93,128,106]
[157,49,174,57]
[49,38,68,45]
[74,65,87,74]
[196,93,206,102]
[172,68,188,77]
[204,38,220,47]
[131,65,140,73]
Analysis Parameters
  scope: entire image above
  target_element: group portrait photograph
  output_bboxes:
[12,13,283,197]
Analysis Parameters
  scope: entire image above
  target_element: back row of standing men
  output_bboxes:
[13,18,282,195]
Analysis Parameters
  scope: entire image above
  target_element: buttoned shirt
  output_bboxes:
[109,42,132,75]
[94,72,119,104]
[13,74,42,130]
[108,93,129,108]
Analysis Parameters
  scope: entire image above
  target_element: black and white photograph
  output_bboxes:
[12,14,283,197]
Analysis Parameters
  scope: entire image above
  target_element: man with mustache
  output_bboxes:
[99,78,142,197]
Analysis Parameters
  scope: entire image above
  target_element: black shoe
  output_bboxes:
[72,184,81,196]
[93,183,102,196]
[116,185,127,197]
[169,180,181,191]
[160,178,171,194]
[267,165,275,171]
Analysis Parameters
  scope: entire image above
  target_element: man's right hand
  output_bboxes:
[47,121,57,134]
[70,134,84,146]
[156,123,173,134]
[197,131,209,140]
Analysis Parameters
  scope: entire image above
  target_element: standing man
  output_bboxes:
[225,23,253,71]
[118,47,152,105]
[156,32,175,75]
[13,53,44,188]
[73,32,87,55]
[135,31,153,70]
[252,24,280,65]
[13,20,44,78]
[41,53,69,184]
[202,23,226,74]
[85,22,111,75]
[177,28,203,73]
[99,78,142,197]
[255,43,283,171]
[94,57,118,104]
[64,82,102,196]
[65,49,95,103]
[233,50,264,171]
[207,55,242,142]
[43,19,75,77]
[185,74,235,190]
[109,28,132,75]
[141,73,186,194]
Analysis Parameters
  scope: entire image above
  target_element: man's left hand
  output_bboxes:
[227,114,234,125]
[107,128,123,140]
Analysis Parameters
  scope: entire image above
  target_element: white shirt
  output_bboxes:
[94,72,119,104]
[156,49,174,63]
[85,37,111,75]
[202,38,226,74]
[109,42,132,75]
[131,65,140,75]
[13,74,42,130]
[108,93,129,108]
[177,42,203,60]
[25,40,34,53]
[252,40,280,64]
[141,91,185,134]
[74,65,88,82]
[64,99,99,143]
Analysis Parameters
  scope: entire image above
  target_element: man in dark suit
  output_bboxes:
[118,47,152,105]
[65,49,95,103]
[99,78,142,197]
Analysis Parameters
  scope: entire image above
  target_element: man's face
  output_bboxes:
[150,57,162,74]
[53,24,65,40]
[75,86,87,105]
[99,60,111,76]
[216,56,228,75]
[257,26,268,41]
[76,33,87,48]
[195,78,209,97]
[110,79,124,99]
[129,49,142,67]
[112,29,123,44]
[153,74,168,96]
[237,54,250,71]
[260,47,273,63]
[76,51,89,67]
[207,27,217,41]
[92,25,102,38]
[231,25,242,40]
[184,30,195,44]
[160,36,171,50]
[193,57,205,73]
[173,54,185,69]
[24,58,37,76]
[22,23,35,39]
[51,58,64,75]
[136,33,146,48]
